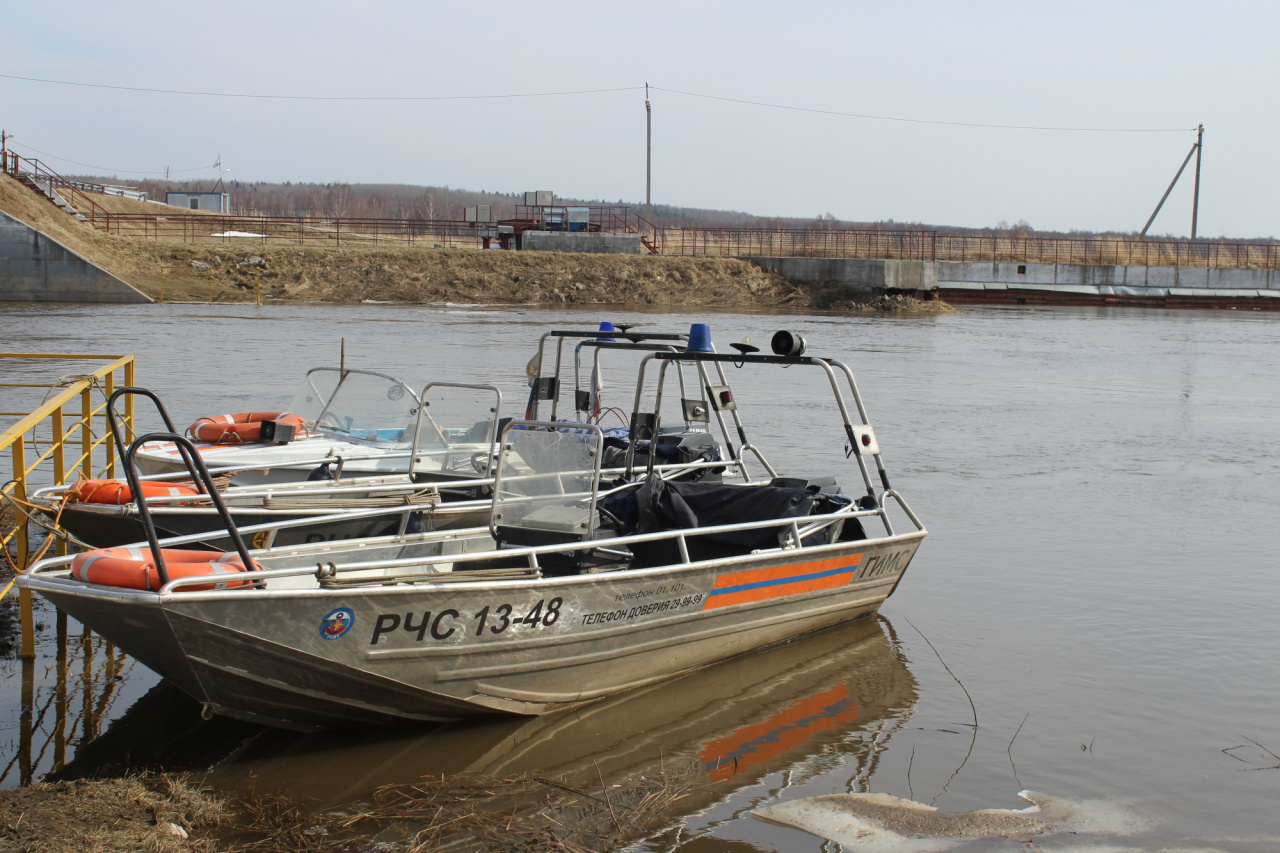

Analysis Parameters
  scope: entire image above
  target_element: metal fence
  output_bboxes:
[8,160,1276,269]
[934,234,1279,269]
[1,354,136,658]
[647,228,938,261]
[0,355,145,786]
[645,226,1279,269]
[93,212,488,248]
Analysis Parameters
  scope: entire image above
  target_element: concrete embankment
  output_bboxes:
[938,261,1280,310]
[0,210,150,303]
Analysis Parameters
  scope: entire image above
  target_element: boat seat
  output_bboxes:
[496,507,632,576]
[612,473,860,568]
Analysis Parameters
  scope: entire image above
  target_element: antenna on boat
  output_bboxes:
[340,338,346,376]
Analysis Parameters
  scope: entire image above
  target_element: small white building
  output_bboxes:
[165,191,230,213]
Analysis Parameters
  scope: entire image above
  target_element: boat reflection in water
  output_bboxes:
[200,614,917,813]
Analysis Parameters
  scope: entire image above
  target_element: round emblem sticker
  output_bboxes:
[387,385,405,401]
[320,607,355,640]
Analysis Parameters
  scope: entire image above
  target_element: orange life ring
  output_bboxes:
[187,411,306,445]
[66,479,203,505]
[70,547,258,591]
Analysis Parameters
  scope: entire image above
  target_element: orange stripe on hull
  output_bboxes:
[703,554,863,610]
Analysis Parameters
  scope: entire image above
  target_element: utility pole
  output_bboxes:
[1140,142,1197,238]
[645,83,652,219]
[1139,125,1205,239]
[1191,124,1203,239]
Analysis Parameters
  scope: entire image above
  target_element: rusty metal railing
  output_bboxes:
[1,354,136,659]
[94,212,489,247]
[935,234,1279,269]
[645,226,1279,269]
[1,151,107,222]
[649,227,939,261]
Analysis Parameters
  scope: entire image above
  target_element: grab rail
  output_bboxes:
[121,433,258,585]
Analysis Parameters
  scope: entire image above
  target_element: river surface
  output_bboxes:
[3,301,1280,851]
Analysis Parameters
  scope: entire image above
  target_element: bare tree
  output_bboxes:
[325,183,352,218]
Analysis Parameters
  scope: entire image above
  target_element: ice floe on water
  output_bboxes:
[752,790,1171,851]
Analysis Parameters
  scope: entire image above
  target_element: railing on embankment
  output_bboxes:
[94,212,489,249]
[11,168,1274,271]
[0,354,137,785]
[643,227,1280,270]
[1,151,107,222]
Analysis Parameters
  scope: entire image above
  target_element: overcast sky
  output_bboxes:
[2,1,1276,237]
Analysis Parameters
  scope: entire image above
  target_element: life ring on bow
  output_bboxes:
[70,547,258,591]
[187,411,306,444]
[66,479,202,505]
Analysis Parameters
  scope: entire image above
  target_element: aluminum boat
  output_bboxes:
[131,367,430,483]
[22,330,927,731]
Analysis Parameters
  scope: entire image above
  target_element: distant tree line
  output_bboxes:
[66,174,1276,244]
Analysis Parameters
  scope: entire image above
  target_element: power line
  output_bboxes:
[9,141,215,176]
[651,86,1194,133]
[0,72,642,102]
[1,71,1192,132]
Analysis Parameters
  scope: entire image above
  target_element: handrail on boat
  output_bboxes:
[151,500,919,594]
[24,472,924,597]
[164,504,920,594]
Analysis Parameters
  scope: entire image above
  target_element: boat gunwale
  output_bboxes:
[20,515,925,604]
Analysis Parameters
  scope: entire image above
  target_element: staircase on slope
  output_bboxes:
[18,175,91,224]
[4,150,103,226]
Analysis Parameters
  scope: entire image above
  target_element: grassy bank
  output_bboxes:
[1,176,948,313]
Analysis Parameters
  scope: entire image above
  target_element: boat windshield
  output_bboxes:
[283,368,344,428]
[491,423,604,540]
[313,370,420,445]
[410,383,502,477]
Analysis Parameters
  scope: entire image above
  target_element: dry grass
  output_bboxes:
[0,774,226,853]
[222,769,699,853]
[0,769,698,853]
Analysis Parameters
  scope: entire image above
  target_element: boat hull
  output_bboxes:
[31,534,923,730]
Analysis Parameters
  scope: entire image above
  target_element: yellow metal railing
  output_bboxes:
[1,353,136,659]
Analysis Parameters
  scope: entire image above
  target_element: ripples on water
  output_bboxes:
[3,302,1280,850]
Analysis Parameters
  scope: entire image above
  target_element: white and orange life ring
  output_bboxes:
[70,547,258,591]
[187,411,305,445]
[66,479,202,505]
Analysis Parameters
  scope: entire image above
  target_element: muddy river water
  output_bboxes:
[3,301,1280,851]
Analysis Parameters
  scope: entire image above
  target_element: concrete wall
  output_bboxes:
[522,231,643,254]
[0,212,151,303]
[938,261,1279,291]
[743,257,938,291]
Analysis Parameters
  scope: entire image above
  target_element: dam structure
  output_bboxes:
[0,210,149,304]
